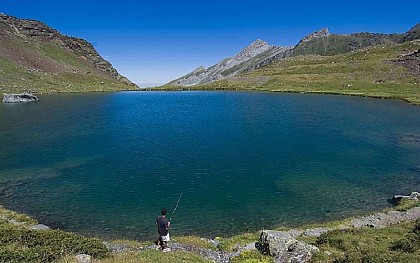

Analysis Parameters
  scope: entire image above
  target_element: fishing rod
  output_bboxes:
[169,191,183,221]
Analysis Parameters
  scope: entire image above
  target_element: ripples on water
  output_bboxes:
[0,91,419,239]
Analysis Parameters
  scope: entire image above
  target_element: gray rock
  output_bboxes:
[3,93,39,103]
[75,254,91,263]
[256,230,318,263]
[409,192,420,201]
[30,224,50,230]
[303,227,330,237]
[256,230,297,256]
[277,241,319,263]
[391,191,420,205]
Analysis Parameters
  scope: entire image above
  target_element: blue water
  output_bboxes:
[0,91,419,240]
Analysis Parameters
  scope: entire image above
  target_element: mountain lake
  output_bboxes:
[0,91,419,240]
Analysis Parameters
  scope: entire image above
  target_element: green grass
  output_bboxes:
[230,250,274,263]
[394,199,420,212]
[311,220,420,263]
[0,221,109,263]
[108,239,150,249]
[95,250,212,263]
[217,232,260,252]
[0,206,108,263]
[0,36,135,94]
[172,235,217,250]
[0,206,37,226]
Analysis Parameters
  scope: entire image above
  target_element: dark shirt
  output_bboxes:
[156,216,169,236]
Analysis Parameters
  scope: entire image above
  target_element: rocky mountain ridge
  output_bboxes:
[297,28,330,44]
[0,13,137,93]
[169,23,420,86]
[169,39,292,86]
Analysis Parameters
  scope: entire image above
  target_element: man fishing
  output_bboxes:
[156,208,171,252]
[155,192,183,252]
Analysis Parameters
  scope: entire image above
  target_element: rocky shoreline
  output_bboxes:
[2,92,39,103]
[103,194,420,263]
[1,192,419,263]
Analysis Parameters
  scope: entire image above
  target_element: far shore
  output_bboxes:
[3,87,419,107]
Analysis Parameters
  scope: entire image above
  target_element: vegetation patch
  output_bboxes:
[217,232,260,252]
[0,221,109,263]
[0,206,37,226]
[311,220,420,263]
[172,235,217,250]
[395,199,420,212]
[230,250,274,263]
[97,250,212,263]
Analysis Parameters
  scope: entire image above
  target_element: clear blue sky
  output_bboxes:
[1,0,419,87]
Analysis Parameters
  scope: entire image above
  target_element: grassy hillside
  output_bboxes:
[158,41,420,105]
[0,14,137,94]
[292,32,400,56]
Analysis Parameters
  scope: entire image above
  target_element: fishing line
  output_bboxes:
[169,191,183,221]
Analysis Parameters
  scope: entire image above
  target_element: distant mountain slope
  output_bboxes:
[292,31,400,57]
[168,40,293,86]
[0,14,138,94]
[168,24,420,87]
[400,23,420,42]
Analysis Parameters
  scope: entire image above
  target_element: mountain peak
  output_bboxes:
[298,28,330,44]
[233,39,273,62]
[243,39,270,52]
[408,23,420,32]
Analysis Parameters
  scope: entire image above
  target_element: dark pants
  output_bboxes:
[155,236,167,249]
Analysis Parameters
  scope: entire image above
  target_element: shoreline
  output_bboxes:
[140,87,420,106]
[2,86,419,106]
[1,193,419,262]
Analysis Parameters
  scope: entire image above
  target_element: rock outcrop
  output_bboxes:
[391,49,420,75]
[3,92,39,103]
[0,13,137,89]
[391,191,420,205]
[256,230,319,263]
[400,23,420,43]
[297,28,330,45]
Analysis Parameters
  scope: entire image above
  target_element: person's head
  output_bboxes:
[161,208,167,216]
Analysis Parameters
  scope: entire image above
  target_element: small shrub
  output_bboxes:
[391,237,417,253]
[414,219,420,235]
[316,230,346,250]
[395,199,420,211]
[0,223,109,262]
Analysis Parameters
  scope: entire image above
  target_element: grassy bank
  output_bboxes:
[1,198,419,262]
[155,41,420,105]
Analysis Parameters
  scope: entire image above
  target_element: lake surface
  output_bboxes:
[0,91,419,240]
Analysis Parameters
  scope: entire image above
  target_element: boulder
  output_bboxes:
[30,224,50,230]
[391,192,420,205]
[256,230,318,263]
[303,227,330,237]
[75,254,91,263]
[3,92,39,103]
[277,241,319,263]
